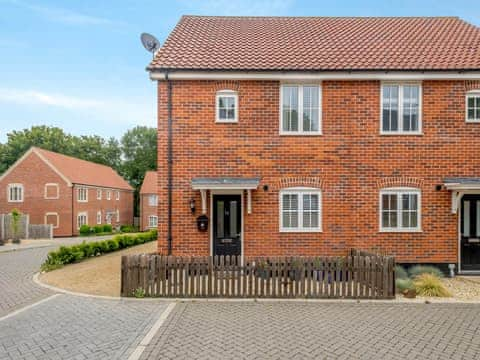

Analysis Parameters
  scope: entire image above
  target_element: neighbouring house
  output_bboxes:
[147,16,480,274]
[140,170,158,231]
[0,147,134,237]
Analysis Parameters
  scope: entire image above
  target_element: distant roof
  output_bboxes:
[35,147,133,190]
[140,171,157,194]
[149,16,480,72]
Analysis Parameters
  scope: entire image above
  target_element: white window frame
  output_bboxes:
[279,84,322,136]
[106,190,111,200]
[379,187,421,232]
[116,190,120,201]
[279,187,322,233]
[148,215,158,228]
[96,189,102,200]
[466,90,480,123]
[45,212,59,229]
[380,82,422,135]
[96,210,102,225]
[77,212,88,229]
[77,187,88,202]
[215,90,238,123]
[148,194,158,206]
[116,209,120,222]
[7,183,24,203]
[44,183,59,199]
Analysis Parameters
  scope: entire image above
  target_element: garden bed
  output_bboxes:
[39,241,156,297]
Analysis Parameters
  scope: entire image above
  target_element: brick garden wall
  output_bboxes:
[156,79,480,264]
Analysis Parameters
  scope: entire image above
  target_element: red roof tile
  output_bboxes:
[149,16,480,71]
[35,147,133,190]
[140,171,157,194]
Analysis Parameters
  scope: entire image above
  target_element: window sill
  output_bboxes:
[7,200,24,203]
[279,132,323,136]
[280,229,323,233]
[466,120,480,123]
[215,120,238,124]
[379,229,422,233]
[380,132,423,136]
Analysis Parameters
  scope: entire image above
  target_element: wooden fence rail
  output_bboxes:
[121,252,395,299]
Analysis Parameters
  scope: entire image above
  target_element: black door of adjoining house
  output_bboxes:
[213,195,241,257]
[461,195,480,271]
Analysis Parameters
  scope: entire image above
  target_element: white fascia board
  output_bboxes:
[150,70,480,81]
[445,183,480,191]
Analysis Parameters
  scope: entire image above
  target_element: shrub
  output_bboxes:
[133,287,145,298]
[94,225,103,234]
[120,225,137,233]
[395,265,409,280]
[413,274,451,297]
[40,229,157,271]
[408,265,444,279]
[79,225,91,235]
[396,278,414,292]
[103,224,113,233]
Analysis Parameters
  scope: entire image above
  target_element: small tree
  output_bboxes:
[11,208,21,244]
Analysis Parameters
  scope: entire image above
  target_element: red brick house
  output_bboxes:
[140,170,158,231]
[0,147,134,237]
[148,16,480,273]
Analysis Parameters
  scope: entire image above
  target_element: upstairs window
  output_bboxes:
[380,188,421,232]
[466,91,480,122]
[96,189,102,200]
[116,191,120,201]
[106,190,111,200]
[8,184,24,202]
[381,83,421,134]
[78,187,88,202]
[216,90,238,122]
[279,188,322,232]
[148,195,158,206]
[44,183,59,199]
[281,84,321,135]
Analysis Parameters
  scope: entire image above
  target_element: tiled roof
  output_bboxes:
[35,147,133,190]
[140,171,157,194]
[149,16,480,71]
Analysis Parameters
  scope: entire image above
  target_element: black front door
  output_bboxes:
[213,195,241,257]
[461,195,480,271]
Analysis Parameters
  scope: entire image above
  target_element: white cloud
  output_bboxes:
[0,88,155,127]
[178,0,294,16]
[5,0,118,26]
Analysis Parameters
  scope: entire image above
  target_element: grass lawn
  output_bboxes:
[39,241,156,297]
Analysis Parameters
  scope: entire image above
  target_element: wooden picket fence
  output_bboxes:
[121,249,395,299]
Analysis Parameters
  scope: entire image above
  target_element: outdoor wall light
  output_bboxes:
[190,198,196,214]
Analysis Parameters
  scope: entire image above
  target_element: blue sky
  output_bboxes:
[0,0,479,143]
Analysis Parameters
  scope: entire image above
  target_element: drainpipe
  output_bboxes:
[166,72,173,255]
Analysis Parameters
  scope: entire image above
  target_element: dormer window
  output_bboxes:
[216,90,238,123]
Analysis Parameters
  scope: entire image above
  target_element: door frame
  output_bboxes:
[458,192,480,273]
[210,189,244,263]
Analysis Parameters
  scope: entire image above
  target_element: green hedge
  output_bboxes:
[41,229,157,272]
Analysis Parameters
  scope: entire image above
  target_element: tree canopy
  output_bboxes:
[0,125,157,216]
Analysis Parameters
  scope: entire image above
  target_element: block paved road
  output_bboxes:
[0,243,170,360]
[141,301,480,360]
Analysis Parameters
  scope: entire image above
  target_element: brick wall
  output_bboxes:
[156,79,480,264]
[72,185,134,235]
[0,151,73,237]
[140,193,157,231]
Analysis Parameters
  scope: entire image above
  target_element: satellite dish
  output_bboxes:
[140,33,160,57]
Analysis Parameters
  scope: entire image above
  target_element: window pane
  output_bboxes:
[229,201,237,237]
[476,97,480,108]
[468,108,476,120]
[282,194,298,228]
[411,211,418,228]
[218,97,225,108]
[282,86,298,131]
[227,109,235,119]
[303,86,319,132]
[403,86,419,131]
[382,85,399,131]
[219,109,227,119]
[468,97,475,108]
[390,212,397,227]
[382,211,390,228]
[216,201,224,237]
